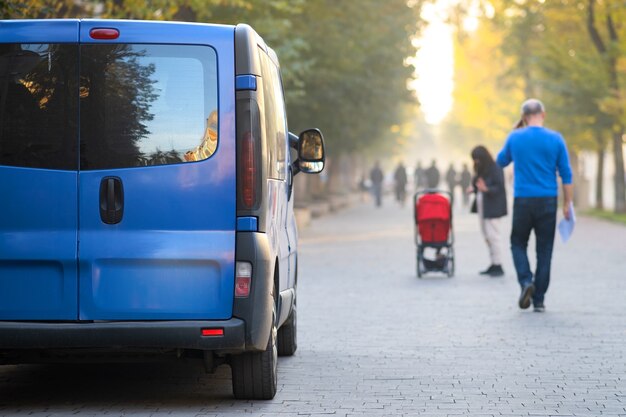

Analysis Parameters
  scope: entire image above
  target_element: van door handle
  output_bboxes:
[99,177,124,224]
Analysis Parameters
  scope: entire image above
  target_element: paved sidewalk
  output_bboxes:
[291,200,626,416]
[0,199,625,416]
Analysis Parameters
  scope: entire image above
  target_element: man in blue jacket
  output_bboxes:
[496,99,573,312]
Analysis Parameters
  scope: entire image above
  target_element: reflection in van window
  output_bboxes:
[0,43,78,170]
[80,44,218,170]
[259,51,286,181]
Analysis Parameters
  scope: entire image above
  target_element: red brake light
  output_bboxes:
[201,328,224,337]
[240,132,256,208]
[90,28,120,40]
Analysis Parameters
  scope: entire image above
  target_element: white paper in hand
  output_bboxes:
[558,202,576,243]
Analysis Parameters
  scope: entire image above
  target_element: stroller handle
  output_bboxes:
[414,188,453,201]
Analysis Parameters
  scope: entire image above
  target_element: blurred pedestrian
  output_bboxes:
[459,163,472,207]
[370,161,384,208]
[394,161,408,206]
[496,98,573,312]
[468,146,507,277]
[414,161,425,190]
[358,174,370,202]
[445,163,457,198]
[424,160,440,189]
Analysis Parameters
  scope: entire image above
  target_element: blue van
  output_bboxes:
[0,19,325,400]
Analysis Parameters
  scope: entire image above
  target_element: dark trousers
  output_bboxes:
[372,184,382,207]
[510,197,557,304]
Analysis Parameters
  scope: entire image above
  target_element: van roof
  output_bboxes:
[0,19,278,74]
[0,19,238,44]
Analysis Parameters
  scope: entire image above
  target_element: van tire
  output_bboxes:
[231,310,278,400]
[277,306,297,356]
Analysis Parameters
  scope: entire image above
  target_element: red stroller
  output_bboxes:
[413,189,454,278]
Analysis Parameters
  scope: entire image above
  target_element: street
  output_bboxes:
[1,197,626,416]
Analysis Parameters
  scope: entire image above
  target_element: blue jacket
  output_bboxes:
[496,126,572,198]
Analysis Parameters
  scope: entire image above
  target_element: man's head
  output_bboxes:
[516,98,545,128]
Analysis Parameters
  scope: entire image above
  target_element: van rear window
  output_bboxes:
[80,44,219,170]
[0,43,218,171]
[0,43,79,170]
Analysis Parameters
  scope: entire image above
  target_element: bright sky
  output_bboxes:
[411,0,482,125]
[412,2,454,125]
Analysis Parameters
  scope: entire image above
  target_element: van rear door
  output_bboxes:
[0,21,80,320]
[77,21,237,320]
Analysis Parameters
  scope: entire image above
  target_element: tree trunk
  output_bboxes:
[612,130,626,213]
[586,0,626,213]
[596,144,604,210]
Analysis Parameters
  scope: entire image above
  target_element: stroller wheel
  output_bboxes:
[417,250,423,278]
[447,249,455,278]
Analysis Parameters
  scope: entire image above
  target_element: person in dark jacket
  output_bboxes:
[424,159,440,189]
[445,163,457,197]
[468,146,508,277]
[459,163,472,207]
[393,161,408,206]
[446,164,458,195]
[414,161,425,190]
[370,161,384,207]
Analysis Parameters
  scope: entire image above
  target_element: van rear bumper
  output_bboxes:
[0,319,245,351]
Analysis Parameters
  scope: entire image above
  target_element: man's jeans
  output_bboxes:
[511,197,557,304]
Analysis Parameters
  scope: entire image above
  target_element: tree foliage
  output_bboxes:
[441,17,523,151]
[0,0,78,18]
[285,0,422,156]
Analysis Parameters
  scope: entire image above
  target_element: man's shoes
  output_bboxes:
[480,265,494,275]
[488,265,504,277]
[518,283,535,309]
[533,302,545,313]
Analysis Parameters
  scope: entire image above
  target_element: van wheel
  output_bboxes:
[277,306,297,356]
[231,309,278,400]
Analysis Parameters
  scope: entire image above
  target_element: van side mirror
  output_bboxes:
[296,129,325,174]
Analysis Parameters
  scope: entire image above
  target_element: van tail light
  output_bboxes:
[235,262,252,298]
[90,28,120,40]
[236,99,261,210]
[240,132,256,208]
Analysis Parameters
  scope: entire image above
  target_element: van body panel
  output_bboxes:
[234,24,262,77]
[0,20,80,321]
[267,178,290,292]
[254,45,292,294]
[286,185,298,289]
[79,19,234,46]
[0,319,245,351]
[77,21,237,320]
[0,168,78,320]
[78,168,237,320]
[0,20,79,43]
[232,232,273,351]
